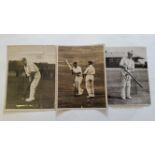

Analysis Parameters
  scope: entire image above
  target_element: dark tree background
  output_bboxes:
[8,61,55,80]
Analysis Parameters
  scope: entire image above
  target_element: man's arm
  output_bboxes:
[65,59,73,70]
[72,67,82,76]
[24,64,37,82]
[119,58,126,69]
[92,66,95,75]
[73,72,81,76]
[84,67,88,75]
[83,67,88,78]
[126,60,135,73]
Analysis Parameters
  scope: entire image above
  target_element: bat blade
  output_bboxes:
[124,69,143,88]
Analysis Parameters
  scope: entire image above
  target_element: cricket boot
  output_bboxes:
[25,97,35,102]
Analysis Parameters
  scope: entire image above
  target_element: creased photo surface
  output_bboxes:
[58,45,107,108]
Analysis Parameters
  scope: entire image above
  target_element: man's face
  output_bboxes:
[128,53,133,59]
[21,59,27,66]
[73,62,77,68]
[88,61,92,66]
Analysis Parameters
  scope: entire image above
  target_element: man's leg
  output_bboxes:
[86,77,91,97]
[87,79,94,98]
[26,74,41,102]
[30,80,36,100]
[25,79,36,102]
[74,80,79,95]
[127,79,132,99]
[78,77,83,95]
[90,79,95,97]
[121,78,126,100]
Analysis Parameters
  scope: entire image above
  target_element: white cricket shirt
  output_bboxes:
[120,57,135,74]
[24,62,39,77]
[84,65,95,75]
[72,66,82,76]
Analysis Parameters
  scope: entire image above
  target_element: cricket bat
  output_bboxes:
[65,59,73,70]
[22,76,33,100]
[124,68,143,88]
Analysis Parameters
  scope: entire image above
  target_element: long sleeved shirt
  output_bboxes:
[24,62,39,77]
[84,65,95,75]
[120,57,135,75]
[72,66,82,76]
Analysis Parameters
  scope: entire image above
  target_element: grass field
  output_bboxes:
[6,75,55,109]
[58,45,107,108]
[107,68,151,105]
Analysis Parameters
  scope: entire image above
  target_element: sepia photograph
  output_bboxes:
[106,47,151,105]
[58,45,107,108]
[6,45,57,109]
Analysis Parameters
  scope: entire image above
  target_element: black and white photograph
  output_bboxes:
[58,45,107,108]
[106,47,151,105]
[6,45,57,109]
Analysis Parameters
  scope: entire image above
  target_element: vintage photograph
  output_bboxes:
[58,45,107,108]
[106,47,151,105]
[6,45,57,109]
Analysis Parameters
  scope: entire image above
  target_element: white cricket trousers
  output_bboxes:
[29,72,41,99]
[121,75,131,99]
[74,76,83,94]
[85,75,95,97]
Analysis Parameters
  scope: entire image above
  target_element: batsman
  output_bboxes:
[21,58,41,102]
[120,51,135,100]
[84,61,96,98]
[65,59,84,96]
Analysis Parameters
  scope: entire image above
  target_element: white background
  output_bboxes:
[0,34,155,121]
[0,1,155,155]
